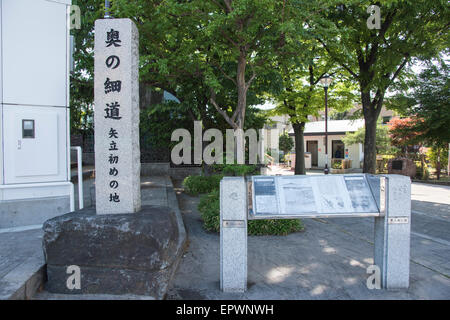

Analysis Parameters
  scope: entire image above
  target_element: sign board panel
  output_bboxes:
[251,174,380,219]
[392,160,403,170]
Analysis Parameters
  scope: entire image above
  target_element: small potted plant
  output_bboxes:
[330,160,344,174]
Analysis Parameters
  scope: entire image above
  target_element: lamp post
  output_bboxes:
[320,75,332,174]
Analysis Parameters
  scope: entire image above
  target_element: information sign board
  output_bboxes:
[251,174,380,218]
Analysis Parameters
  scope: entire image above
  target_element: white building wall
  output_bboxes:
[304,134,361,169]
[0,0,73,227]
[0,2,3,185]
[1,0,70,186]
[0,104,3,185]
[2,0,68,107]
[346,142,362,169]
[2,105,68,184]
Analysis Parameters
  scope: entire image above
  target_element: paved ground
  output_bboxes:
[0,228,44,299]
[167,178,450,300]
[0,174,96,298]
[1,173,449,300]
[1,176,180,300]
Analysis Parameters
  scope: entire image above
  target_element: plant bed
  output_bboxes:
[182,174,223,196]
[183,165,304,236]
[198,189,303,236]
[330,168,354,174]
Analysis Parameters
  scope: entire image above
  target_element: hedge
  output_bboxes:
[198,189,304,236]
[182,175,222,196]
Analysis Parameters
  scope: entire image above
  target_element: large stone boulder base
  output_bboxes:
[43,206,180,298]
[388,157,416,178]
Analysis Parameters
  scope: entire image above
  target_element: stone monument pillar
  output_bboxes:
[42,18,186,298]
[220,177,248,292]
[374,174,411,289]
[94,18,141,214]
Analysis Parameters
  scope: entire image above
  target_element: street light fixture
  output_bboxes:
[320,75,332,174]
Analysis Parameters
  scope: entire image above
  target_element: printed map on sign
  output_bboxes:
[343,176,379,213]
[252,175,380,217]
[278,177,317,214]
[253,177,279,214]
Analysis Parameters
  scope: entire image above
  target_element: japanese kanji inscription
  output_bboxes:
[94,19,141,214]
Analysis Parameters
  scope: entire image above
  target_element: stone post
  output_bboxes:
[374,174,411,289]
[220,177,248,292]
[94,19,141,214]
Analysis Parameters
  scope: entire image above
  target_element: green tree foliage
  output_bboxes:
[113,0,337,131]
[386,59,449,179]
[270,51,358,174]
[140,100,195,160]
[279,132,294,155]
[316,0,449,173]
[427,146,449,173]
[392,60,450,147]
[342,122,395,155]
[409,61,449,178]
[72,1,271,157]
[69,0,104,133]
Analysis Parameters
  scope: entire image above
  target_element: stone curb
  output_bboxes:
[412,179,450,186]
[0,256,46,300]
[164,177,188,299]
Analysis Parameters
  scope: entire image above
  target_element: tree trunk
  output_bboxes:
[361,90,383,174]
[363,115,377,174]
[236,53,247,129]
[292,122,306,175]
[436,148,441,180]
[361,89,378,174]
[139,82,163,110]
[420,151,426,179]
[448,143,450,176]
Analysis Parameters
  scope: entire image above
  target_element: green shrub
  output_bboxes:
[198,190,304,236]
[423,167,430,180]
[247,219,303,236]
[198,190,221,232]
[182,175,223,195]
[183,164,257,196]
[416,165,430,180]
[187,164,303,236]
[211,164,259,176]
[427,146,449,170]
[279,133,294,157]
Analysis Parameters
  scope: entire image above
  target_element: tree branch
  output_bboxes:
[317,38,358,78]
[245,63,257,90]
[313,71,335,86]
[210,0,225,10]
[390,55,409,84]
[367,10,396,67]
[220,29,239,48]
[223,0,233,13]
[212,61,237,85]
[245,72,256,91]
[210,89,237,129]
